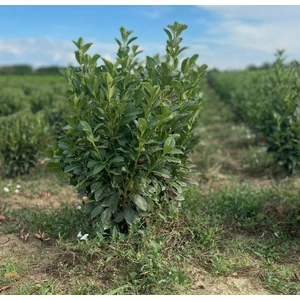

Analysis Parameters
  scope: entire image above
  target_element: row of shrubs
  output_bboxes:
[207,50,300,173]
[0,76,71,178]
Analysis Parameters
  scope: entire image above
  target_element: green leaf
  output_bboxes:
[177,24,188,36]
[190,54,199,65]
[58,141,69,150]
[164,136,175,148]
[124,207,137,224]
[174,195,185,201]
[91,181,103,193]
[91,204,104,219]
[146,56,155,69]
[87,160,100,168]
[115,211,124,222]
[163,137,175,154]
[92,163,106,176]
[150,240,161,252]
[120,27,127,43]
[101,208,112,223]
[109,193,120,213]
[110,156,124,163]
[75,51,81,64]
[130,194,148,211]
[64,163,82,173]
[166,156,181,164]
[198,64,208,74]
[181,57,190,73]
[127,36,138,45]
[163,28,173,40]
[66,117,77,128]
[169,148,184,155]
[102,58,115,75]
[152,170,171,179]
[90,54,100,66]
[115,38,122,47]
[80,121,93,134]
[102,72,113,87]
[170,181,183,194]
[82,42,93,54]
[138,118,147,135]
[163,145,173,154]
[183,178,199,186]
[95,185,107,201]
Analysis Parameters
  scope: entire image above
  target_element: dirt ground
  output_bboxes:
[0,191,270,295]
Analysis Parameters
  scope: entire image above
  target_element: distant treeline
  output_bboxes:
[0,65,65,75]
[1,59,297,75]
[207,59,299,74]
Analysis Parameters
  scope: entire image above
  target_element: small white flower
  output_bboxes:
[77,231,82,238]
[274,232,279,238]
[76,205,82,210]
[4,187,9,193]
[80,234,89,241]
[15,189,20,194]
[16,184,21,189]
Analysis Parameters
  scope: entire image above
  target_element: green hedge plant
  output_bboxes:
[0,87,29,117]
[254,51,300,172]
[0,110,48,177]
[49,22,207,233]
[209,51,300,173]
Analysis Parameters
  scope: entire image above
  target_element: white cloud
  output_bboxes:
[0,37,167,67]
[143,10,162,19]
[201,5,300,22]
[142,5,172,19]
[195,5,300,69]
[102,54,113,62]
[0,38,118,67]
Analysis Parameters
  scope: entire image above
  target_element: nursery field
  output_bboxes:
[0,81,300,295]
[1,23,300,295]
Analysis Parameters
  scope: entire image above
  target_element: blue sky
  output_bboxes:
[0,5,300,70]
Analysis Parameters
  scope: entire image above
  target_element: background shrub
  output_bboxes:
[0,110,49,177]
[0,87,29,117]
[208,50,300,173]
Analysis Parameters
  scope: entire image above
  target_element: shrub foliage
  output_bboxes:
[208,51,300,173]
[0,77,70,178]
[49,22,207,233]
[0,110,48,177]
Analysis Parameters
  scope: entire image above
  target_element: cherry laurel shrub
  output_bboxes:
[210,51,300,173]
[49,22,207,233]
[0,110,48,178]
[252,51,300,172]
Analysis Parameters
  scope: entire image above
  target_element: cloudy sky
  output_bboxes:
[0,5,299,70]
